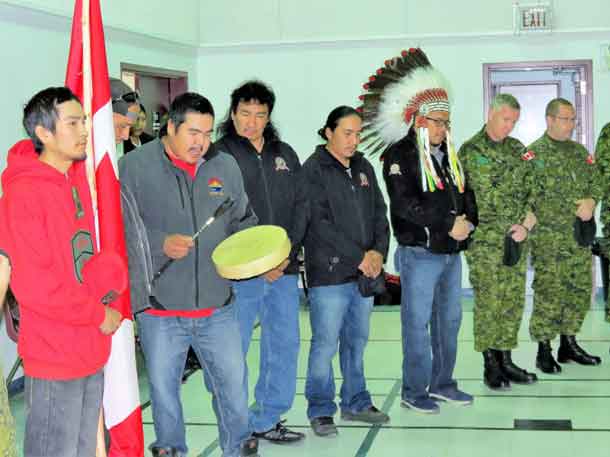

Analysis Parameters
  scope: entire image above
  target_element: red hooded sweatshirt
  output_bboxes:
[1,140,110,380]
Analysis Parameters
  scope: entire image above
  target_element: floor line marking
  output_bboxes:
[152,422,610,433]
[353,380,401,457]
[195,401,256,457]
[294,376,610,382]
[197,438,219,457]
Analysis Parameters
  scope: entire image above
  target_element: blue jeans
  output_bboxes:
[24,370,103,457]
[233,274,300,433]
[395,246,463,401]
[305,282,374,420]
[137,304,249,457]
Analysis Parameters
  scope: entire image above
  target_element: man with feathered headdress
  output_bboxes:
[358,48,478,414]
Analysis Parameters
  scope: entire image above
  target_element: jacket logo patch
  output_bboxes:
[71,230,94,283]
[522,150,536,161]
[359,172,369,187]
[389,163,402,175]
[208,177,224,196]
[275,157,290,172]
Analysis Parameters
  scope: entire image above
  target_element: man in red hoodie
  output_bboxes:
[1,86,126,457]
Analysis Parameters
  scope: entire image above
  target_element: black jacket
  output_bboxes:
[302,145,389,287]
[123,131,155,154]
[382,132,478,254]
[215,134,308,274]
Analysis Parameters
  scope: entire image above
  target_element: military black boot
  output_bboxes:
[557,335,601,365]
[483,349,510,390]
[536,341,562,374]
[494,350,538,384]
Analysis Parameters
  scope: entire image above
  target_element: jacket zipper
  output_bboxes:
[349,167,368,250]
[182,173,200,308]
[437,157,460,250]
[258,154,274,224]
[175,175,185,209]
[437,159,458,212]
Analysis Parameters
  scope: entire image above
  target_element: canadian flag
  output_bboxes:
[65,1,144,456]
[521,150,536,161]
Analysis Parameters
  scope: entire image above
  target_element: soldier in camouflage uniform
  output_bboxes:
[594,122,610,323]
[0,253,17,457]
[460,94,538,390]
[0,360,17,457]
[527,98,602,373]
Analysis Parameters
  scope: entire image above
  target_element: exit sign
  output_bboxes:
[513,3,553,33]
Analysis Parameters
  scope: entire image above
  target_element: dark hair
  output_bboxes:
[139,103,146,114]
[169,92,214,132]
[23,87,81,153]
[317,106,362,141]
[217,80,279,140]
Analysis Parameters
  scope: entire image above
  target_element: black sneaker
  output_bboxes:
[252,420,305,444]
[341,406,390,424]
[151,447,180,457]
[310,416,338,437]
[240,436,259,456]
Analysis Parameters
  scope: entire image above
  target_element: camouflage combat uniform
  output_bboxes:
[527,133,601,341]
[460,126,534,352]
[594,122,610,321]
[595,123,610,251]
[0,362,17,457]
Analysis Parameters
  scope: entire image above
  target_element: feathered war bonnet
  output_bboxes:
[357,48,464,193]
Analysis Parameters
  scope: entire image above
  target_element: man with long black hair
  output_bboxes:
[216,81,307,443]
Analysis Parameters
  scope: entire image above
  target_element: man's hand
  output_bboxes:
[163,234,194,259]
[263,259,290,283]
[449,215,470,241]
[509,224,528,243]
[523,211,537,231]
[99,306,122,335]
[359,250,384,278]
[0,256,10,309]
[575,198,595,222]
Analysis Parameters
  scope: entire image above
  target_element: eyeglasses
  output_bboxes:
[113,91,140,104]
[425,116,451,129]
[551,115,576,123]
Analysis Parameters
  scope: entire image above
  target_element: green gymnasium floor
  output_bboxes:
[8,298,610,456]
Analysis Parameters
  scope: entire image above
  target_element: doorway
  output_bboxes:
[482,60,596,300]
[483,60,594,150]
[120,64,188,136]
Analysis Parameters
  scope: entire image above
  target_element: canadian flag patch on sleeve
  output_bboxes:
[521,150,536,161]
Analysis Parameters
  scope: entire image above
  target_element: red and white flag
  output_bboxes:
[65,1,144,456]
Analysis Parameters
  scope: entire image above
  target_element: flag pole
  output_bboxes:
[81,1,107,456]
[96,411,108,457]
[65,1,144,455]
[82,0,98,214]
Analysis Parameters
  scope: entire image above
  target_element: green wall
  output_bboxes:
[0,0,609,281]
[0,1,199,173]
[196,0,610,282]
